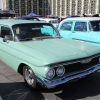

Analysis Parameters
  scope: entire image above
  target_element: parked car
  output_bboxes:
[0,20,100,89]
[46,15,59,19]
[38,18,59,28]
[83,14,99,17]
[66,15,80,18]
[58,17,100,46]
[15,16,40,21]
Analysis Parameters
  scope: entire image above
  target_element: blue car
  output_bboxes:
[58,17,100,46]
[66,15,80,18]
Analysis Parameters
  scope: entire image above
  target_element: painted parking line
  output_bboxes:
[0,96,3,100]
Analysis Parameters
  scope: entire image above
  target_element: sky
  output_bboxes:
[0,0,1,9]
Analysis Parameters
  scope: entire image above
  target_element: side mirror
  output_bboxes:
[3,38,7,42]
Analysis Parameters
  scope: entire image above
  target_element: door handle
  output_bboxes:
[72,31,76,33]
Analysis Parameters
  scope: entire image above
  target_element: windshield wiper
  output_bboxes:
[19,38,32,41]
[52,35,61,38]
[19,36,61,41]
[32,36,57,40]
[32,35,62,40]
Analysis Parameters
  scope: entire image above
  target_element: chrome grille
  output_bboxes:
[51,55,100,74]
[64,56,99,73]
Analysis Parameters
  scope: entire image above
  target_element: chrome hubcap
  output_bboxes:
[25,68,34,86]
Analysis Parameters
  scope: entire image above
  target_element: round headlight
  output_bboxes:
[56,66,65,76]
[46,68,55,79]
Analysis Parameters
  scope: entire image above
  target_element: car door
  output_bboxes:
[0,26,13,67]
[70,21,91,43]
[58,21,73,39]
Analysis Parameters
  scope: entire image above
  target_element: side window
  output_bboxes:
[60,22,73,31]
[74,22,87,31]
[1,26,13,40]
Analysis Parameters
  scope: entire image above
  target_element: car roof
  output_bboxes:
[0,20,48,27]
[16,16,39,19]
[38,18,58,22]
[15,16,40,20]
[63,17,100,21]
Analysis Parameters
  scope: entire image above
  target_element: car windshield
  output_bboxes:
[12,23,60,41]
[90,21,100,31]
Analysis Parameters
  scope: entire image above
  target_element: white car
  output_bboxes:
[38,18,59,28]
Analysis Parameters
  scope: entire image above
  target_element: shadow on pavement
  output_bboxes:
[38,71,100,100]
[0,82,44,100]
[1,72,100,100]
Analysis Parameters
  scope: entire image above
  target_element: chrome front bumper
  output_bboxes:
[36,64,100,88]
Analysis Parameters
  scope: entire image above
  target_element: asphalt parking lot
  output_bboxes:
[1,60,100,100]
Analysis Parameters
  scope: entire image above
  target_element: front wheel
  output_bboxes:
[23,66,38,89]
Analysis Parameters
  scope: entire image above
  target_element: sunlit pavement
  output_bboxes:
[1,60,100,100]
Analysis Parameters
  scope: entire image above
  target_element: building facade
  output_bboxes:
[49,0,100,17]
[6,0,50,17]
[6,0,100,17]
[6,0,37,17]
[1,0,7,10]
[0,0,15,17]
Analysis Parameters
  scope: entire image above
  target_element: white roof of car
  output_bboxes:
[38,18,58,22]
[0,20,48,27]
[63,17,100,21]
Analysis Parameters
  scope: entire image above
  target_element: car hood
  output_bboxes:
[19,38,100,65]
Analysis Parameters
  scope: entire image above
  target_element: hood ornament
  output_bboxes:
[81,58,92,64]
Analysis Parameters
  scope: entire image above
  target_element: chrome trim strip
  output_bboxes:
[36,64,100,88]
[72,38,100,44]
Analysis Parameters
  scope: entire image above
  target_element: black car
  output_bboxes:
[15,16,40,21]
[83,14,99,17]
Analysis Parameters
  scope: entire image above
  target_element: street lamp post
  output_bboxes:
[42,0,48,17]
[37,0,39,14]
[42,0,44,17]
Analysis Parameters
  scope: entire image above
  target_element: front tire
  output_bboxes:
[23,66,38,89]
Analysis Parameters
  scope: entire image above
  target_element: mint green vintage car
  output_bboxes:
[58,17,100,46]
[0,20,100,89]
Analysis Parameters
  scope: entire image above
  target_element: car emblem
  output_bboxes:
[81,58,92,64]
